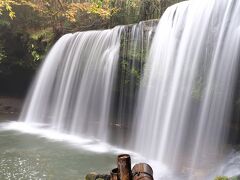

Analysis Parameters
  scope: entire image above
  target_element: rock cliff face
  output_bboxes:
[0,97,23,121]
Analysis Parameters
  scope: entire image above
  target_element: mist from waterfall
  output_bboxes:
[133,0,240,178]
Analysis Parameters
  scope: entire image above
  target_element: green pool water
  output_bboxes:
[1,121,240,180]
[0,128,116,180]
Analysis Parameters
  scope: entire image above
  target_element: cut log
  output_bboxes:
[117,154,132,180]
[132,163,154,180]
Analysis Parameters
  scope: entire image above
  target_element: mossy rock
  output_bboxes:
[215,175,240,180]
[86,173,97,180]
[215,176,229,180]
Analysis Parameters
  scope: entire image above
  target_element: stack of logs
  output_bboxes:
[86,154,154,180]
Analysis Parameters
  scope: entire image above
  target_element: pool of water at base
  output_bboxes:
[0,123,117,180]
[0,121,240,180]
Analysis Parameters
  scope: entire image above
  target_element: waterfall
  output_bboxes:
[111,20,158,146]
[20,21,157,144]
[18,0,240,178]
[133,0,240,178]
[20,27,123,141]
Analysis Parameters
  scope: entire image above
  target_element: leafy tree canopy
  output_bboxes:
[0,0,19,19]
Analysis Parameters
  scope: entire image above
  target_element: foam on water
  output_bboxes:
[1,121,240,179]
[0,121,171,179]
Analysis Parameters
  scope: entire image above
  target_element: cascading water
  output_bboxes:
[20,27,123,141]
[111,20,158,146]
[20,21,156,144]
[17,0,240,179]
[133,0,240,179]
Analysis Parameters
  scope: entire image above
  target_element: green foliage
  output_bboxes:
[0,42,6,64]
[0,0,17,19]
[0,0,187,40]
[0,22,47,70]
[0,18,10,26]
[30,44,41,62]
[0,0,186,96]
[30,28,53,43]
[120,60,141,86]
[215,176,229,180]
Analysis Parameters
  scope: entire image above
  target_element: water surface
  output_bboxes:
[0,122,116,180]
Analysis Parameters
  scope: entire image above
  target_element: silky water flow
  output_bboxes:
[133,0,240,179]
[19,0,240,179]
